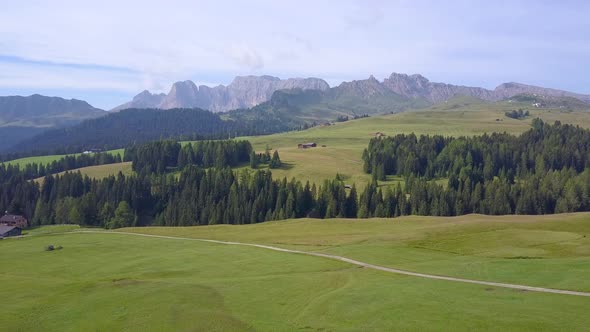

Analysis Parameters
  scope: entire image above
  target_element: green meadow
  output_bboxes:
[124,213,590,292]
[2,213,590,331]
[3,148,125,168]
[33,162,133,185]
[243,100,590,187]
[8,100,590,188]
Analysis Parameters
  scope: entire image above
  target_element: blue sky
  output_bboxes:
[1,0,589,109]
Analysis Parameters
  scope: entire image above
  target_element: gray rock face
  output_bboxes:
[383,73,590,103]
[383,73,496,103]
[113,75,330,112]
[330,75,396,99]
[114,72,589,112]
[111,90,166,112]
[493,82,590,103]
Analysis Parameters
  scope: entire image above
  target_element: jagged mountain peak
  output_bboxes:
[112,72,590,112]
[169,80,198,92]
[112,75,330,112]
[231,75,281,84]
[383,73,590,104]
[388,72,428,80]
[495,82,523,89]
[133,90,165,100]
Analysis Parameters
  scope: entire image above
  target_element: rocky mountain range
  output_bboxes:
[3,72,590,154]
[383,73,590,104]
[114,73,590,114]
[112,75,330,112]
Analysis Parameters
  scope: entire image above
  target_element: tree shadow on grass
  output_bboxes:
[276,162,295,170]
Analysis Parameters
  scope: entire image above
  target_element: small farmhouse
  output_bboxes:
[82,148,103,154]
[297,143,317,149]
[0,214,28,228]
[0,225,21,238]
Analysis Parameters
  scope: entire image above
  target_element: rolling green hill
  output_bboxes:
[0,94,107,151]
[33,162,133,185]
[238,97,590,187]
[7,97,590,188]
[2,148,124,168]
[2,214,590,331]
[228,81,430,126]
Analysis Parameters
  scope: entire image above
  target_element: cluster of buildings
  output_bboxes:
[0,213,28,239]
[297,142,317,149]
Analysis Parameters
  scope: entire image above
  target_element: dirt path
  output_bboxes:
[75,230,590,298]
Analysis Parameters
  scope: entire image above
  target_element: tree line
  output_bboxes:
[1,152,121,181]
[2,107,296,160]
[123,140,279,175]
[4,121,590,228]
[17,167,355,228]
[505,109,530,119]
[359,120,590,215]
[363,119,590,180]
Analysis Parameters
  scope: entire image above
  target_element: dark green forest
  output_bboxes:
[1,152,121,181]
[124,140,253,174]
[3,107,295,159]
[362,119,590,216]
[2,121,590,228]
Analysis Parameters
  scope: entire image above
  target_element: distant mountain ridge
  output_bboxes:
[2,72,589,154]
[114,73,590,113]
[0,94,106,151]
[383,73,590,104]
[112,75,330,112]
[0,94,105,127]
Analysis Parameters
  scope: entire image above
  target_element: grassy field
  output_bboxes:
[2,214,590,331]
[125,213,590,292]
[239,100,590,187]
[7,99,590,188]
[3,148,125,168]
[33,162,132,184]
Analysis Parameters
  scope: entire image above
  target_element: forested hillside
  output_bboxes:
[124,140,253,174]
[361,119,590,216]
[4,121,590,227]
[7,108,293,157]
[229,84,429,126]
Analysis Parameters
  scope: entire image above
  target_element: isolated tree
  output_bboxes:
[98,202,115,228]
[250,151,259,169]
[68,205,84,225]
[269,150,282,169]
[108,201,135,229]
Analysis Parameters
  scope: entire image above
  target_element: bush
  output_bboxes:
[45,244,63,251]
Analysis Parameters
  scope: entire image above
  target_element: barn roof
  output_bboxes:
[0,214,26,222]
[0,225,19,235]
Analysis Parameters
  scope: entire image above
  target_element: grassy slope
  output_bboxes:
[241,100,590,187]
[3,148,125,168]
[2,226,590,331]
[33,162,133,185]
[125,213,590,292]
[7,99,590,187]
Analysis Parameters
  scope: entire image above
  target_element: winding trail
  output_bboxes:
[74,230,590,298]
